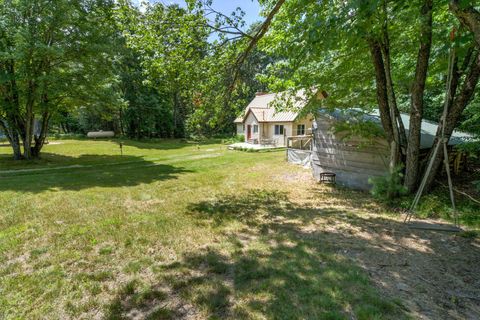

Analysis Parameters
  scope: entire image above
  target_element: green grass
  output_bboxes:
[0,139,409,319]
[393,185,480,228]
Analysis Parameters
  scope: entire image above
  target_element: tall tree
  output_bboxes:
[422,1,480,189]
[0,0,117,159]
[243,0,480,194]
[120,1,210,138]
[405,0,434,192]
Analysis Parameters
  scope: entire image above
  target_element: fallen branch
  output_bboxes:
[453,187,480,205]
[437,181,480,205]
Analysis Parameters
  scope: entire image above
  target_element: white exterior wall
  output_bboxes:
[264,123,291,146]
[236,123,244,135]
[241,114,314,145]
[293,117,314,136]
[244,112,260,142]
[271,116,314,145]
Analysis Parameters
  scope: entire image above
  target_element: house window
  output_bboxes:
[297,124,305,135]
[253,125,258,133]
[274,125,284,135]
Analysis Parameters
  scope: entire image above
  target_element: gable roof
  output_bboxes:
[318,108,473,149]
[235,89,323,124]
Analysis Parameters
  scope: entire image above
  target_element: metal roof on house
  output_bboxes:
[249,107,300,122]
[235,89,317,123]
[318,108,473,149]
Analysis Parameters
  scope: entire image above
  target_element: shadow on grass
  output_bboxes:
[105,280,176,320]
[0,154,192,193]
[0,138,213,161]
[106,189,480,319]
[187,190,292,227]
[119,138,222,151]
[116,139,192,151]
[106,242,403,319]
[105,190,419,319]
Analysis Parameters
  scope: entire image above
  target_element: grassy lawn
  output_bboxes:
[0,139,478,319]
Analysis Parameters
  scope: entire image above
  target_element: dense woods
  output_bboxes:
[1,0,479,194]
[0,0,270,159]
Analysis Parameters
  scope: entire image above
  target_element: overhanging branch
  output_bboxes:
[229,0,286,91]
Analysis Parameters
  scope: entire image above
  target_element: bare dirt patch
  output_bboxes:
[303,184,480,320]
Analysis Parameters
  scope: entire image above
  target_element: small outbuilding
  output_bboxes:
[308,109,472,190]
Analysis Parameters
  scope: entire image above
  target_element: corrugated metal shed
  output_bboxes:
[397,113,471,148]
[319,108,473,149]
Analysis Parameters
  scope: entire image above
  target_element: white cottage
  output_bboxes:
[234,90,324,147]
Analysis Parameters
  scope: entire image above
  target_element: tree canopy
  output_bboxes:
[0,0,120,159]
[1,0,479,194]
[254,0,480,192]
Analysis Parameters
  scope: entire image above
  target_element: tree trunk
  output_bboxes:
[381,41,403,169]
[173,89,186,138]
[10,130,22,160]
[368,36,406,183]
[405,0,433,193]
[60,122,68,134]
[172,90,178,138]
[368,38,394,144]
[1,60,23,159]
[378,1,405,172]
[118,107,125,136]
[424,51,480,190]
[0,118,22,160]
[450,1,480,47]
[381,40,404,144]
[31,110,50,158]
[22,81,36,159]
[422,2,480,190]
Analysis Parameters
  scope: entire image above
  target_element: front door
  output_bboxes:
[247,125,252,140]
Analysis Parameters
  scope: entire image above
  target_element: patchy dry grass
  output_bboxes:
[0,139,478,319]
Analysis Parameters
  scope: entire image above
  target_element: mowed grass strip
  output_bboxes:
[0,139,408,319]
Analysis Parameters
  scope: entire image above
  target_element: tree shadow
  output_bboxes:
[0,154,192,193]
[105,280,179,320]
[118,138,221,151]
[105,188,480,319]
[115,139,191,151]
[186,190,292,228]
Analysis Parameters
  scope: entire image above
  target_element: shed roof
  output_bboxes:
[398,112,471,148]
[318,108,473,149]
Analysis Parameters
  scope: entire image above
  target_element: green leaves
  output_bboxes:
[0,0,121,157]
